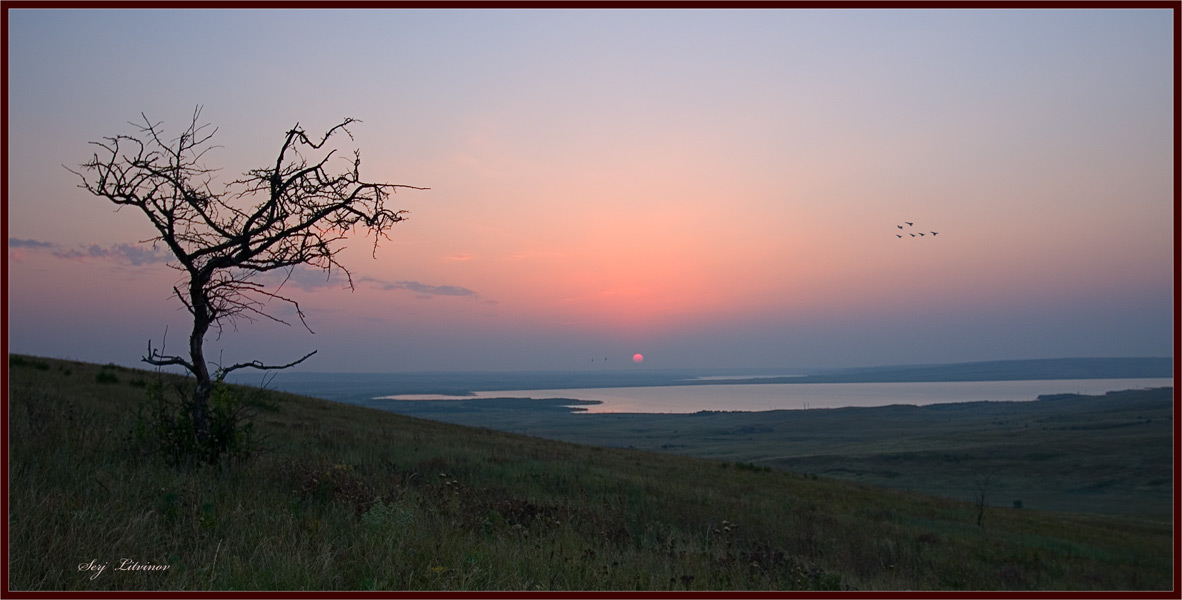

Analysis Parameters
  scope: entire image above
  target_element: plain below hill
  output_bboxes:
[371,387,1175,521]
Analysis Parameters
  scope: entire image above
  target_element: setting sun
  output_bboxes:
[632,353,644,364]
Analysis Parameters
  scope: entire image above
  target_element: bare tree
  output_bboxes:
[70,106,426,444]
[972,469,996,528]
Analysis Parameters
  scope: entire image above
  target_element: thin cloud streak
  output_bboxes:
[359,276,479,299]
[248,269,484,304]
[54,243,172,266]
[8,238,173,266]
[8,238,56,248]
[9,238,482,303]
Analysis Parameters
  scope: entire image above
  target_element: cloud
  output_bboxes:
[261,266,352,291]
[8,238,56,249]
[53,243,171,266]
[359,276,479,299]
[8,238,169,266]
[12,238,478,305]
[14,237,481,303]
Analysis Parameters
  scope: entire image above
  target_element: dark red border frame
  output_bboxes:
[1,2,1178,599]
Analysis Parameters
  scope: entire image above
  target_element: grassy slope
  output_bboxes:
[7,355,1175,591]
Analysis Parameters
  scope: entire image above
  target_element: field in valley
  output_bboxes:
[374,387,1174,519]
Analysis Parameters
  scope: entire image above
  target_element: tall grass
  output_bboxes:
[7,354,1172,591]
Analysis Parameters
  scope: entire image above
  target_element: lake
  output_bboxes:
[379,378,1174,414]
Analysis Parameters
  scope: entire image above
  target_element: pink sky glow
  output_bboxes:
[5,8,1175,372]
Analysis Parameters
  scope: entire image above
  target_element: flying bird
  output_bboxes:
[918,232,925,236]
[896,234,902,238]
[931,231,939,236]
[897,225,903,229]
[909,233,916,237]
[905,222,914,226]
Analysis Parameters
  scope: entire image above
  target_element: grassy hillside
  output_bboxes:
[7,354,1175,591]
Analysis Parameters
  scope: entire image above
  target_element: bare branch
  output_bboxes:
[142,339,194,374]
[215,350,318,381]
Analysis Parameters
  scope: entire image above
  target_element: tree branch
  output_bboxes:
[142,339,195,374]
[214,350,318,381]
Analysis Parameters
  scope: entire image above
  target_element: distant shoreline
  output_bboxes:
[256,357,1174,401]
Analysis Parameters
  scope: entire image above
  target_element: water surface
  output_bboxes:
[381,378,1172,413]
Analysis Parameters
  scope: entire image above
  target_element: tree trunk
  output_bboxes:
[188,284,214,446]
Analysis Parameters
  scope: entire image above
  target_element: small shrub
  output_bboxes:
[95,371,119,384]
[132,379,259,468]
[157,490,183,525]
[286,459,377,514]
[9,355,50,370]
[735,461,771,473]
[362,499,415,532]
[199,500,218,531]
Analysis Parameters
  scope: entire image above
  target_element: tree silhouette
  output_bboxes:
[972,468,997,528]
[71,107,426,445]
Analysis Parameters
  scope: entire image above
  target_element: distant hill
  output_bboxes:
[713,357,1174,385]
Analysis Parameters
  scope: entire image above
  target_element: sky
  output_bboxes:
[5,8,1176,373]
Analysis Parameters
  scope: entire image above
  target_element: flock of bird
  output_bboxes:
[895,221,938,238]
